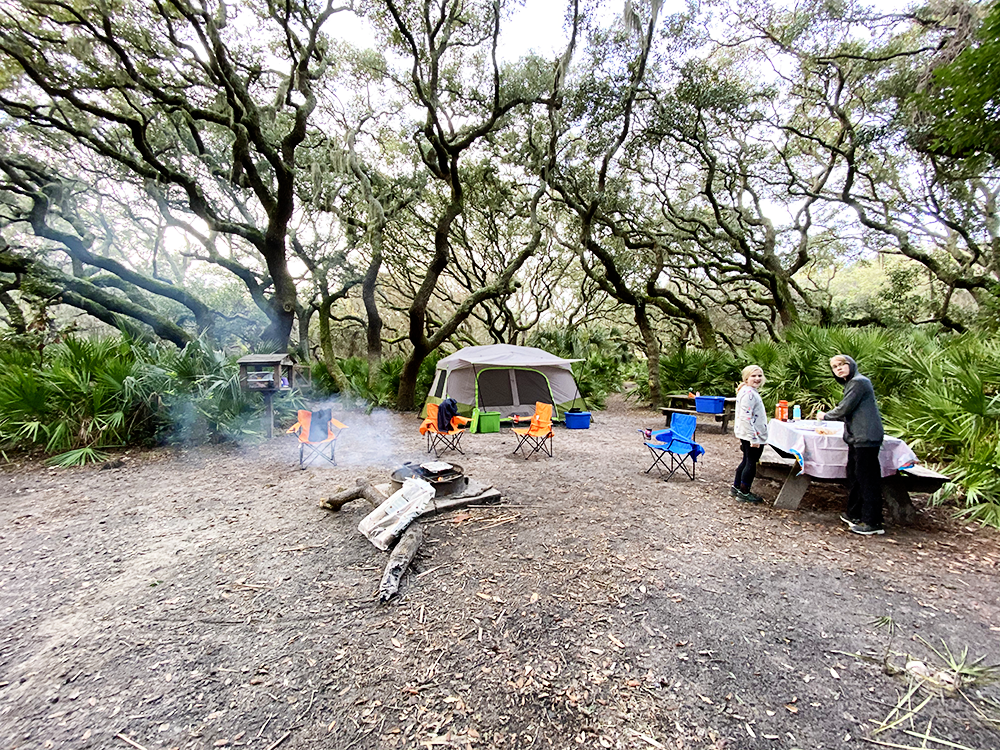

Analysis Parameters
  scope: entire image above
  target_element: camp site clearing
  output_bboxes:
[1,395,998,750]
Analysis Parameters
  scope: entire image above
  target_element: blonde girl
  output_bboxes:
[732,365,768,504]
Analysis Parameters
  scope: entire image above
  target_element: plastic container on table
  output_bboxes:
[777,400,789,421]
[564,411,591,429]
[694,396,725,414]
[792,404,801,420]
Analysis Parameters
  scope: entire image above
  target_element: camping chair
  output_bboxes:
[419,402,470,456]
[645,412,705,480]
[287,409,347,469]
[512,401,555,459]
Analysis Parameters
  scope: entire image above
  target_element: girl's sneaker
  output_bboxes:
[840,513,861,527]
[736,490,763,504]
[729,486,740,498]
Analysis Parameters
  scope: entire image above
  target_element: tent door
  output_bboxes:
[474,367,553,415]
[512,368,553,408]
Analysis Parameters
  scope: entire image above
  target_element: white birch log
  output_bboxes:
[378,523,424,602]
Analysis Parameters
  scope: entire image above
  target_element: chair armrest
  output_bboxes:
[330,418,348,430]
[666,435,697,450]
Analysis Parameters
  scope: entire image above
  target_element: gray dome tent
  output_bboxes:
[422,344,585,420]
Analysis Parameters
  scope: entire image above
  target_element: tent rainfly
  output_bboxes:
[422,344,585,420]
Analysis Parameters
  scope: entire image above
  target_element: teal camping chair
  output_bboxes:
[645,413,705,481]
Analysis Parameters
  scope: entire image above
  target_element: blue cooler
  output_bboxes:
[565,411,591,429]
[695,396,725,414]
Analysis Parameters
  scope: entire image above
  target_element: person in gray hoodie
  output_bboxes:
[818,354,885,535]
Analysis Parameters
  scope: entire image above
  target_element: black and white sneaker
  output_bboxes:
[736,490,763,505]
[850,522,885,536]
[840,513,861,527]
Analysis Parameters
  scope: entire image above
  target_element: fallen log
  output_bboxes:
[321,479,383,511]
[379,522,424,602]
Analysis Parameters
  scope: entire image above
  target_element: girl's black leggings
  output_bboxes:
[734,439,765,491]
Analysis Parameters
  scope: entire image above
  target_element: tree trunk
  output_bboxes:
[261,270,297,352]
[396,192,463,411]
[397,347,426,412]
[362,240,384,387]
[693,311,718,350]
[316,298,351,393]
[634,305,661,406]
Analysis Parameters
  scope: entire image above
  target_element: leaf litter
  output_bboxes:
[0,395,998,748]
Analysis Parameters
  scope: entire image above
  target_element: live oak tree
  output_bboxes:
[0,152,203,346]
[543,4,786,404]
[367,0,566,410]
[0,0,356,350]
[750,1,1000,330]
[909,1,1000,162]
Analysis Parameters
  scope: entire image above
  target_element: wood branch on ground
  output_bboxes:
[379,522,424,602]
[321,479,384,511]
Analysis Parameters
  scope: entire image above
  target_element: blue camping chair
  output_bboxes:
[645,413,705,481]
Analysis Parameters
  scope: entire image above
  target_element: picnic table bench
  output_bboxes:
[660,394,736,434]
[756,444,950,525]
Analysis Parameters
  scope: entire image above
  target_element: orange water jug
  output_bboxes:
[778,400,789,421]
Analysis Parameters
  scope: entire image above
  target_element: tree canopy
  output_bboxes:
[0,0,997,407]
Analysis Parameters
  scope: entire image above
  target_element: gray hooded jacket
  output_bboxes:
[822,355,884,447]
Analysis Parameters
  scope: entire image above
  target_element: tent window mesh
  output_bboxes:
[478,369,513,407]
[514,369,551,406]
[433,371,446,398]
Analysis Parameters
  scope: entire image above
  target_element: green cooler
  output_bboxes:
[471,409,500,434]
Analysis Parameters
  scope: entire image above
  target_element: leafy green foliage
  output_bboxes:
[309,354,440,412]
[136,338,277,444]
[527,327,636,409]
[656,348,742,399]
[0,336,151,463]
[0,334,284,464]
[913,3,1000,161]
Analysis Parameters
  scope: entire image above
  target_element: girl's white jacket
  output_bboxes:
[734,386,768,444]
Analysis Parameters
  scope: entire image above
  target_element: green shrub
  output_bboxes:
[309,354,440,412]
[657,348,742,398]
[526,326,633,409]
[0,334,291,463]
[138,338,278,444]
[0,336,151,463]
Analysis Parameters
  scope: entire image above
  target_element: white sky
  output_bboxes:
[331,0,913,63]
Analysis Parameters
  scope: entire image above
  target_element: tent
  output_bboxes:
[422,344,585,420]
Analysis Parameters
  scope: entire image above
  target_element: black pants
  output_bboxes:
[734,440,765,492]
[847,443,883,526]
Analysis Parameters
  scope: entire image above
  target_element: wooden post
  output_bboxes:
[264,391,274,439]
[773,468,811,510]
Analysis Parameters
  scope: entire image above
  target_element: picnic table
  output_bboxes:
[759,418,949,524]
[659,394,736,434]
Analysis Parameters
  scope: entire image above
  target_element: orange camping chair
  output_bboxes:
[419,402,470,456]
[287,409,347,469]
[512,402,554,459]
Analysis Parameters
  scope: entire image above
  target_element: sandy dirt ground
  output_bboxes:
[1,396,998,750]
